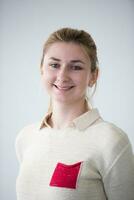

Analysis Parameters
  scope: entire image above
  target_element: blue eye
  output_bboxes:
[50,63,59,68]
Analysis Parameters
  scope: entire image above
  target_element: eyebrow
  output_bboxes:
[49,57,85,64]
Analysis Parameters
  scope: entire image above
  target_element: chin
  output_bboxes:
[52,96,82,104]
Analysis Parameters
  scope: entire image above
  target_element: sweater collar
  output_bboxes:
[39,108,102,131]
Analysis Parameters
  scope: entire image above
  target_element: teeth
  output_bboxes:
[59,87,71,89]
[58,87,70,90]
[54,84,73,90]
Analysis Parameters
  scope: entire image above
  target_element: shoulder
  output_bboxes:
[90,121,133,177]
[15,121,40,144]
[91,120,129,144]
[88,120,132,158]
[15,122,40,163]
[97,121,132,160]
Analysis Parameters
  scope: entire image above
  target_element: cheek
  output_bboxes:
[41,76,48,91]
[41,70,56,91]
[42,67,55,82]
[75,73,90,87]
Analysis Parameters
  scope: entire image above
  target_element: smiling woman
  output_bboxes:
[40,41,97,116]
[15,27,134,200]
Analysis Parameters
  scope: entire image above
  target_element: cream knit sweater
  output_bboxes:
[15,108,134,200]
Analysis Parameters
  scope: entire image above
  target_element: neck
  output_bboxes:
[48,98,91,129]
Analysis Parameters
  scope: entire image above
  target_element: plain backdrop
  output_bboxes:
[0,0,134,199]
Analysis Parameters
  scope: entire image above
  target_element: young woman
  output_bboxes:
[15,27,134,200]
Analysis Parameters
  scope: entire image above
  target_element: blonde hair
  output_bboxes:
[40,27,99,114]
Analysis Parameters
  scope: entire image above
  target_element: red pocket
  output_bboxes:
[49,161,82,189]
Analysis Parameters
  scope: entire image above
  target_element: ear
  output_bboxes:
[88,68,99,87]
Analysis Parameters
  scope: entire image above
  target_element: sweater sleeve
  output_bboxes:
[103,134,134,200]
[15,123,38,164]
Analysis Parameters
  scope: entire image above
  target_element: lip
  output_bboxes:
[54,84,74,89]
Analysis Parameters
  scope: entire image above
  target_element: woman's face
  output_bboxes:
[41,42,97,104]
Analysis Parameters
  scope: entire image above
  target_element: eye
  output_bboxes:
[49,63,59,68]
[71,66,83,70]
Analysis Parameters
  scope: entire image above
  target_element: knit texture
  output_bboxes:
[15,108,134,200]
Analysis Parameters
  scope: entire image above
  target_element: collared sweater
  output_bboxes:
[15,108,134,200]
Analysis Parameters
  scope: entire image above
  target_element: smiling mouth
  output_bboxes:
[53,84,75,91]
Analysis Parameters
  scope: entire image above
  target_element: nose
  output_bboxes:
[57,67,69,82]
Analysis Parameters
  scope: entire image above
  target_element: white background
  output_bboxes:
[0,0,134,199]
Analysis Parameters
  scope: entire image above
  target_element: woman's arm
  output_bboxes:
[103,140,134,200]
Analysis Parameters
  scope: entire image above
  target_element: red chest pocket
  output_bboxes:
[49,161,82,189]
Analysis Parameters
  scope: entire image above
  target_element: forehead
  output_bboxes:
[44,42,90,62]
